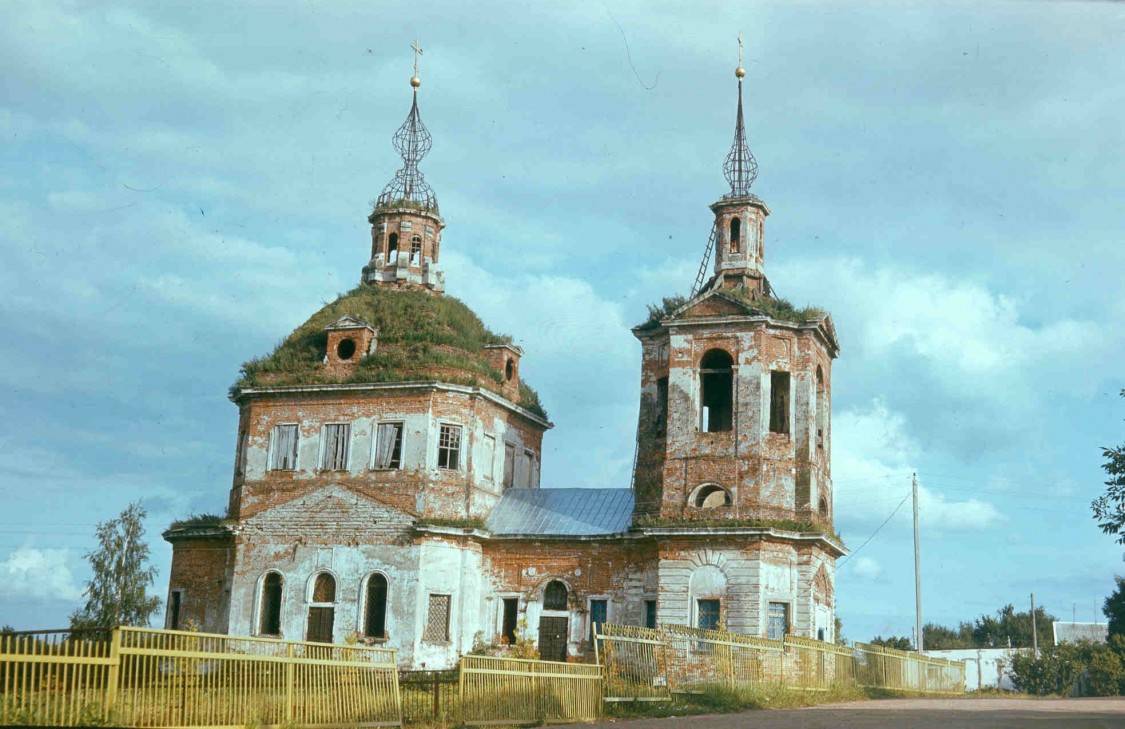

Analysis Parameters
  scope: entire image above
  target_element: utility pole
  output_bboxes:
[913,472,923,653]
[1031,593,1038,659]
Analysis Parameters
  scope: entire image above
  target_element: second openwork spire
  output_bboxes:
[723,34,759,198]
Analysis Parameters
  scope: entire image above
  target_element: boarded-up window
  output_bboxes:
[480,435,496,482]
[312,573,336,603]
[437,424,461,470]
[589,599,608,635]
[321,424,351,471]
[364,574,388,639]
[700,349,734,433]
[697,599,720,631]
[424,594,451,642]
[501,598,519,645]
[269,425,299,471]
[544,581,568,611]
[517,449,533,488]
[373,422,403,469]
[259,573,283,636]
[769,371,791,435]
[306,607,334,643]
[503,443,516,490]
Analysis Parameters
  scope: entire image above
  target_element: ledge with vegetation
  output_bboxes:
[231,285,548,421]
[636,292,825,331]
[634,515,842,543]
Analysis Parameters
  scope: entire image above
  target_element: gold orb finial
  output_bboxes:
[735,66,746,79]
[410,76,421,88]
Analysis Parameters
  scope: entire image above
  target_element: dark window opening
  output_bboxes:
[387,232,398,261]
[694,484,731,509]
[336,338,356,360]
[437,424,462,470]
[259,573,283,636]
[168,591,182,631]
[364,574,388,639]
[819,496,828,519]
[655,377,669,437]
[544,580,568,611]
[700,349,734,433]
[503,443,516,490]
[729,217,741,253]
[644,600,657,629]
[767,602,789,641]
[697,599,720,631]
[502,598,519,645]
[374,422,404,469]
[235,430,248,476]
[312,573,336,603]
[590,599,608,633]
[816,366,826,450]
[769,371,791,435]
[818,627,826,641]
[306,607,334,643]
[505,358,515,381]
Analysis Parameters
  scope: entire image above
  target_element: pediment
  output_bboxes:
[674,292,752,319]
[325,315,375,332]
[241,484,415,541]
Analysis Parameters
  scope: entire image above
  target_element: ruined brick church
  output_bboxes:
[164,57,844,668]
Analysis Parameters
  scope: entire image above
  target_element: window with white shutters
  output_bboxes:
[320,424,351,471]
[373,422,403,470]
[268,425,299,471]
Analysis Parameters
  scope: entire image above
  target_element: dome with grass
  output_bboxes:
[232,285,547,420]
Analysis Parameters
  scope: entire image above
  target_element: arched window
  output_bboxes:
[388,232,398,261]
[543,580,568,611]
[729,217,741,253]
[259,572,283,636]
[819,496,829,519]
[306,573,336,643]
[364,574,388,640]
[505,359,515,381]
[700,349,734,432]
[693,484,731,509]
[411,235,422,264]
[816,366,827,450]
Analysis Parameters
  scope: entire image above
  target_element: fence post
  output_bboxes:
[285,643,295,724]
[104,627,122,723]
[458,658,466,726]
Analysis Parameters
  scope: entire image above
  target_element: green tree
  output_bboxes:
[870,635,913,651]
[923,621,975,649]
[1104,576,1125,638]
[972,603,1055,649]
[70,501,161,631]
[834,615,846,645]
[1092,389,1125,544]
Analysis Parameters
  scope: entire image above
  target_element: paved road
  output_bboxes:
[594,697,1125,728]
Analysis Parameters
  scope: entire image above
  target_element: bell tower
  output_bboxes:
[362,41,446,293]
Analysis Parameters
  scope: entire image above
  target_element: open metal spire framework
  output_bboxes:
[376,45,439,215]
[723,78,759,198]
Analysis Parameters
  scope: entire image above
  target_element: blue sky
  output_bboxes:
[1,0,1122,642]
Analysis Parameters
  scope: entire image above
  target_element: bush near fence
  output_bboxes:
[595,622,965,701]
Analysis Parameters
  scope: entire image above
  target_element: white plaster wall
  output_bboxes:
[924,648,1022,691]
[413,540,485,669]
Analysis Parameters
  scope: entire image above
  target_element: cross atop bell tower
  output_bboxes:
[700,35,772,299]
[362,41,446,293]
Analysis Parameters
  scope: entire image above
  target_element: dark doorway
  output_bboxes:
[502,598,519,645]
[700,349,734,432]
[538,616,569,662]
[306,606,334,643]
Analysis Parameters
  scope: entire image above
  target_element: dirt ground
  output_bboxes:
[593,697,1125,728]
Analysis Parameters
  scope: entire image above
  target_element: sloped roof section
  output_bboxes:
[1052,621,1108,645]
[486,488,634,536]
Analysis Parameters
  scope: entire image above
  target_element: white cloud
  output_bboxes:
[849,556,884,582]
[834,399,1003,531]
[0,546,82,603]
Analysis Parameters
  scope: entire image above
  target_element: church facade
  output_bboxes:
[163,59,844,668]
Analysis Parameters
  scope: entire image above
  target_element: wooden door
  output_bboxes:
[307,606,334,643]
[538,617,568,662]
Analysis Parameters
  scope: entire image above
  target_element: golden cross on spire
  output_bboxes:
[738,32,743,66]
[735,32,746,79]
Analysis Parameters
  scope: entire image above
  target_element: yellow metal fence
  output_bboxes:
[1,627,402,727]
[596,623,965,701]
[459,654,602,726]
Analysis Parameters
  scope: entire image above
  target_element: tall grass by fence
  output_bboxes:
[0,627,402,727]
[596,622,965,701]
[459,654,602,726]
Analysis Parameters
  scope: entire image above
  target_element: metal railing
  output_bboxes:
[399,668,458,724]
[595,622,966,701]
[0,627,402,727]
[459,654,602,726]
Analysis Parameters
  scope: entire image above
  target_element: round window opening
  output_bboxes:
[505,358,515,381]
[337,338,357,361]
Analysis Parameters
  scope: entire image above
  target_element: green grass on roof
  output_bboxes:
[637,290,824,330]
[232,285,548,420]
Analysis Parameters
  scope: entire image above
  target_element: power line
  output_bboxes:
[838,490,912,569]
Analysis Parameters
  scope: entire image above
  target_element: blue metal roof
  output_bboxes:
[486,488,634,536]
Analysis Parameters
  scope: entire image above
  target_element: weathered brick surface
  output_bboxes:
[164,532,233,634]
